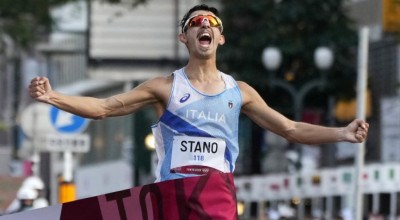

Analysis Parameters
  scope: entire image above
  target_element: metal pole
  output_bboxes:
[372,193,379,214]
[32,105,41,176]
[325,196,333,219]
[390,192,396,219]
[258,201,266,220]
[354,27,369,220]
[63,150,73,182]
[271,78,325,173]
[297,199,305,219]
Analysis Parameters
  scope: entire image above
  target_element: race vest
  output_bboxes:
[151,68,242,182]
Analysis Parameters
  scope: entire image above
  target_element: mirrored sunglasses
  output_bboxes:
[182,14,223,33]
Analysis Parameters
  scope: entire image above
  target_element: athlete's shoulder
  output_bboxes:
[150,74,174,83]
[135,74,174,102]
[236,80,252,90]
[145,74,174,88]
[236,81,260,106]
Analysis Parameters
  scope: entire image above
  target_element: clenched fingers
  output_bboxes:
[355,121,369,142]
[28,77,50,101]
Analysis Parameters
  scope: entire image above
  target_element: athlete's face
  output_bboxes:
[179,10,225,59]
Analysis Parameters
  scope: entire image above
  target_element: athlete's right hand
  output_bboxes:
[29,77,53,103]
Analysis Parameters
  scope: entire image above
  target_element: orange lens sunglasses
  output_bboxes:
[182,14,223,33]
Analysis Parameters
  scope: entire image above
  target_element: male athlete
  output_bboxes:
[29,4,369,219]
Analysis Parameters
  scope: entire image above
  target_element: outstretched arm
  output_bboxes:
[238,81,369,145]
[29,76,170,119]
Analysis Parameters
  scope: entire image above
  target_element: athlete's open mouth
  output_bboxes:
[198,33,212,45]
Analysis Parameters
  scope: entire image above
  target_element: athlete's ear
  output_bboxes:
[179,33,187,44]
[219,35,225,45]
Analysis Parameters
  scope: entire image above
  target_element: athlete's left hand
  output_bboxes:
[345,119,369,143]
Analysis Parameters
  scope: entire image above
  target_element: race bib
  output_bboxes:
[170,136,226,175]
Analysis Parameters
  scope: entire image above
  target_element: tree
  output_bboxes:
[218,0,359,173]
[0,0,146,158]
[218,0,358,112]
[0,0,146,50]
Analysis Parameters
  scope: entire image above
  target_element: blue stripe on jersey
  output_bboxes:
[160,110,233,171]
[160,110,210,137]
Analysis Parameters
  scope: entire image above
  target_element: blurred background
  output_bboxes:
[0,0,399,219]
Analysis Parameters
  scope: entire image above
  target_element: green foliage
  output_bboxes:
[0,1,42,48]
[0,0,146,49]
[0,0,67,48]
[218,0,358,102]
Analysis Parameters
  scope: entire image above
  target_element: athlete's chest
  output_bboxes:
[187,79,225,95]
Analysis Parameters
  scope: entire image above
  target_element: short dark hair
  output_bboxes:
[180,4,220,33]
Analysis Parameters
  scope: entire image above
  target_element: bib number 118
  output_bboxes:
[193,155,204,161]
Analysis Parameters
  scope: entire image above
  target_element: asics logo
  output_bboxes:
[180,93,191,103]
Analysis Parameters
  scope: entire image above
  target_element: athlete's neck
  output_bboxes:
[184,60,220,82]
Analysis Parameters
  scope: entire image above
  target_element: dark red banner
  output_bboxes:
[1,173,237,220]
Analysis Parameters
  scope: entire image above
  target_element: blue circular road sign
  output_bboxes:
[50,106,89,133]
